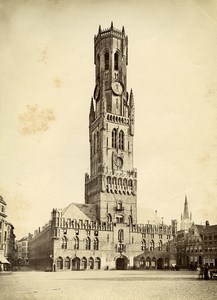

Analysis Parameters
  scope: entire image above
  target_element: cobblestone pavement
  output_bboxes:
[1,270,217,300]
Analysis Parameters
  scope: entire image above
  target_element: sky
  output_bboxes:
[0,0,217,239]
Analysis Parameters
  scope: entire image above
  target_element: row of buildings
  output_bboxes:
[0,195,29,271]
[176,198,217,269]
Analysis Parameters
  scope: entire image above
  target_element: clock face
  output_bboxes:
[94,84,100,100]
[111,81,124,96]
[115,157,123,167]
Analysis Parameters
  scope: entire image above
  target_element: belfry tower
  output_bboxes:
[85,23,137,224]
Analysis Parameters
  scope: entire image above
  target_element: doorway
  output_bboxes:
[116,257,128,270]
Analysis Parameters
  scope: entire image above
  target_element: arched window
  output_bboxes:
[74,236,79,250]
[141,239,146,251]
[112,177,117,185]
[93,237,99,250]
[112,129,117,148]
[128,215,133,225]
[158,240,162,251]
[85,237,91,250]
[107,176,111,185]
[114,52,119,70]
[107,214,112,223]
[118,178,122,187]
[119,130,124,150]
[150,240,154,251]
[123,178,127,189]
[61,236,67,249]
[105,52,109,70]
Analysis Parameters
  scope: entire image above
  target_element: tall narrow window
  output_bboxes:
[97,54,100,78]
[107,214,112,223]
[97,131,100,153]
[74,236,79,250]
[93,237,99,250]
[119,130,124,150]
[112,129,117,148]
[118,229,124,242]
[105,52,109,70]
[85,237,91,250]
[114,52,119,70]
[61,236,67,249]
[141,239,146,251]
[158,240,162,251]
[150,240,154,251]
[93,133,96,154]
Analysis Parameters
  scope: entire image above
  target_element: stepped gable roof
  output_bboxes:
[0,195,7,205]
[62,203,97,221]
[137,208,162,225]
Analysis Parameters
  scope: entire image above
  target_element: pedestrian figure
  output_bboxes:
[204,265,209,280]
[198,265,203,279]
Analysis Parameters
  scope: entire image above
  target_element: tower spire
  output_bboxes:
[89,97,95,124]
[111,21,113,30]
[122,26,125,36]
[183,195,189,219]
[129,89,134,107]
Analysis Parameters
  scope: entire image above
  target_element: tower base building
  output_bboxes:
[29,24,177,271]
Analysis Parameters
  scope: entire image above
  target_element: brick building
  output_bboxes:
[29,23,177,271]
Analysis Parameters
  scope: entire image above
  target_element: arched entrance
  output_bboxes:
[116,255,128,270]
[157,258,164,269]
[81,257,87,270]
[139,257,145,269]
[56,257,63,270]
[71,257,80,270]
[95,257,101,270]
[89,257,94,270]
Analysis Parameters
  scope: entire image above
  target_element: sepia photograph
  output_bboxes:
[0,0,217,299]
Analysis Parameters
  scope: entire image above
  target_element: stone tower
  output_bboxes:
[85,23,137,224]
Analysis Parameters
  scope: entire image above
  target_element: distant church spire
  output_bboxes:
[183,195,189,219]
[180,195,192,232]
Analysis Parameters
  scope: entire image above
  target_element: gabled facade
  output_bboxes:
[176,221,217,269]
